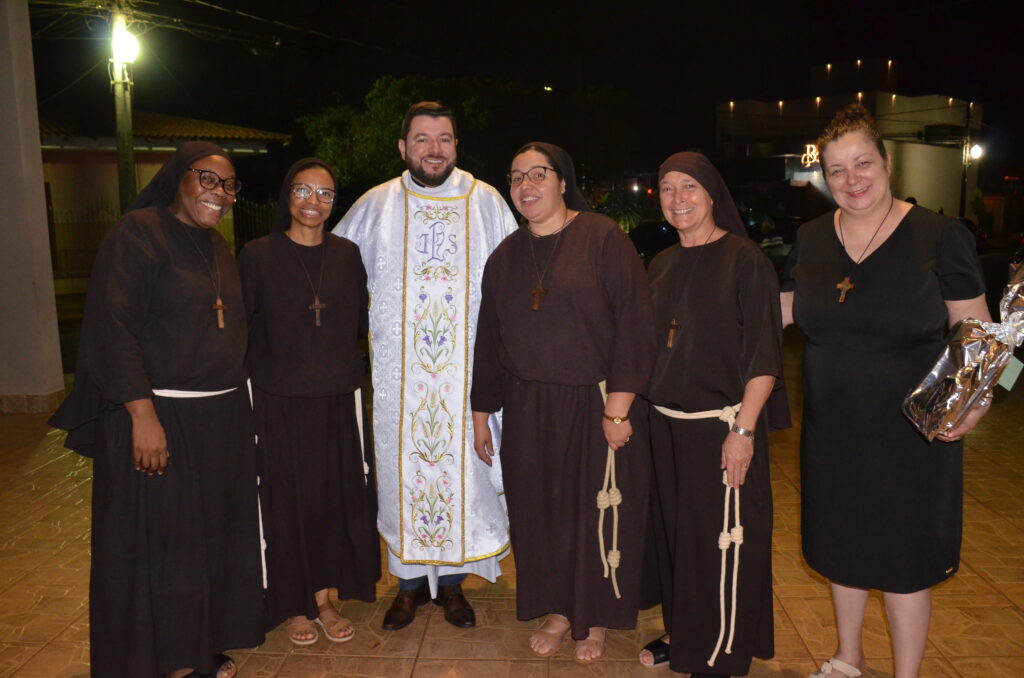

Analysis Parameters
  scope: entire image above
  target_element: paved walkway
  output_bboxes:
[0,328,1021,677]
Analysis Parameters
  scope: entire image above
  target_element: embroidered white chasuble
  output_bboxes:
[334,169,517,587]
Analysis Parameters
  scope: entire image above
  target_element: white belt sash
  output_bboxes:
[653,401,745,668]
[152,387,238,398]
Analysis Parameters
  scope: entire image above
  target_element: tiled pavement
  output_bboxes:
[1,329,1022,677]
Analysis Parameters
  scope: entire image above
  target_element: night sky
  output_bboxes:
[29,0,1024,194]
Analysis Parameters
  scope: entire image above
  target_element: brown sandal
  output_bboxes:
[286,616,318,646]
[316,603,355,643]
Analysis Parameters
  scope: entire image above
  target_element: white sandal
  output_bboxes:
[809,657,862,678]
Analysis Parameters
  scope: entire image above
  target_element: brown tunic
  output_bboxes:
[238,231,379,628]
[50,206,263,676]
[472,212,656,638]
[647,233,782,675]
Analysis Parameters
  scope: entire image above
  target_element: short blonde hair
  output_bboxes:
[818,104,887,161]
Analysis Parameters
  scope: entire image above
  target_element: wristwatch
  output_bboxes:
[729,423,755,439]
[603,413,628,424]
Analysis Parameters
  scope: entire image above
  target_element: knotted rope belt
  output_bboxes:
[653,402,744,667]
[597,381,624,599]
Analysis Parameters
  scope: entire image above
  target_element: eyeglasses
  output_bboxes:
[290,183,336,204]
[187,168,242,196]
[507,165,558,186]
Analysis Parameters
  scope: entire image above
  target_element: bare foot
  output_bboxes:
[638,633,670,667]
[316,602,355,642]
[575,626,606,664]
[529,613,571,657]
[286,615,319,646]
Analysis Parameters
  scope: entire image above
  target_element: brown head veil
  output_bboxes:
[513,141,591,212]
[271,158,339,232]
[127,141,232,212]
[658,152,747,237]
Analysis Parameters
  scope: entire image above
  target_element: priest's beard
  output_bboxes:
[407,156,455,188]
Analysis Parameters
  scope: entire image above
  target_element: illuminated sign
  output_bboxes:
[801,144,820,168]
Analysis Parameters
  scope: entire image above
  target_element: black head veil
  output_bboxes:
[271,158,339,232]
[513,141,591,212]
[657,152,746,237]
[127,141,231,213]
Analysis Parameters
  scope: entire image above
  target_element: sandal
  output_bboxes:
[639,637,670,668]
[574,628,606,664]
[809,657,862,678]
[316,603,355,643]
[529,616,570,658]
[286,616,319,646]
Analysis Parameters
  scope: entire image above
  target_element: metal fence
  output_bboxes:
[233,196,277,252]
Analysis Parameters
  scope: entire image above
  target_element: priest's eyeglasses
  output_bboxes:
[290,183,336,204]
[507,165,559,186]
[187,168,242,196]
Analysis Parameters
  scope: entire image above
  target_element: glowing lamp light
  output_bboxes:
[542,85,553,92]
[969,144,984,160]
[631,183,640,193]
[112,24,140,64]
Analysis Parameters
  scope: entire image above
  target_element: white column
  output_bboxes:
[0,0,64,413]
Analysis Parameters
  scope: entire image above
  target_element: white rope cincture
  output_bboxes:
[245,379,269,590]
[597,381,623,599]
[707,470,743,667]
[353,387,369,485]
[652,402,745,668]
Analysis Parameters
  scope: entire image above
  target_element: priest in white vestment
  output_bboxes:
[333,102,517,630]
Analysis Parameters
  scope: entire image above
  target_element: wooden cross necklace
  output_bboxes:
[527,211,577,311]
[179,223,226,329]
[666,224,717,348]
[286,233,328,327]
[835,194,894,303]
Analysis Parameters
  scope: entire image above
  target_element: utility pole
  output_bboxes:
[111,2,136,212]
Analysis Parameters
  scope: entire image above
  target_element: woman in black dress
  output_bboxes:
[638,152,785,678]
[780,105,991,678]
[471,142,656,663]
[238,158,379,646]
[50,142,263,678]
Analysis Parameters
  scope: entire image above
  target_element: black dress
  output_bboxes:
[472,213,657,639]
[50,206,264,676]
[238,232,379,629]
[782,206,985,592]
[647,234,782,676]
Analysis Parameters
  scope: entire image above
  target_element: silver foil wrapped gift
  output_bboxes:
[903,266,1024,441]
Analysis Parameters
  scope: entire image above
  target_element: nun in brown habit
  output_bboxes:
[471,142,657,663]
[50,142,263,678]
[639,152,789,677]
[237,158,379,646]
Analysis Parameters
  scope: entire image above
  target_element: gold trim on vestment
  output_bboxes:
[386,540,510,566]
[396,179,480,564]
[398,194,410,560]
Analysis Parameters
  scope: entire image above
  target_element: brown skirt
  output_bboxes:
[254,386,380,629]
[499,378,650,640]
[90,388,264,676]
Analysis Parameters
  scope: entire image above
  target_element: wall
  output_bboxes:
[0,0,64,411]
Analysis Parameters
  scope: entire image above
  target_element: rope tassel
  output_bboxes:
[708,471,743,667]
[597,381,623,599]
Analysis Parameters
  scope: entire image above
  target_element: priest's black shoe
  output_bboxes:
[689,672,730,678]
[381,584,430,631]
[433,584,476,628]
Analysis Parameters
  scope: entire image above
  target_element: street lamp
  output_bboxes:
[970,144,984,160]
[110,11,138,212]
